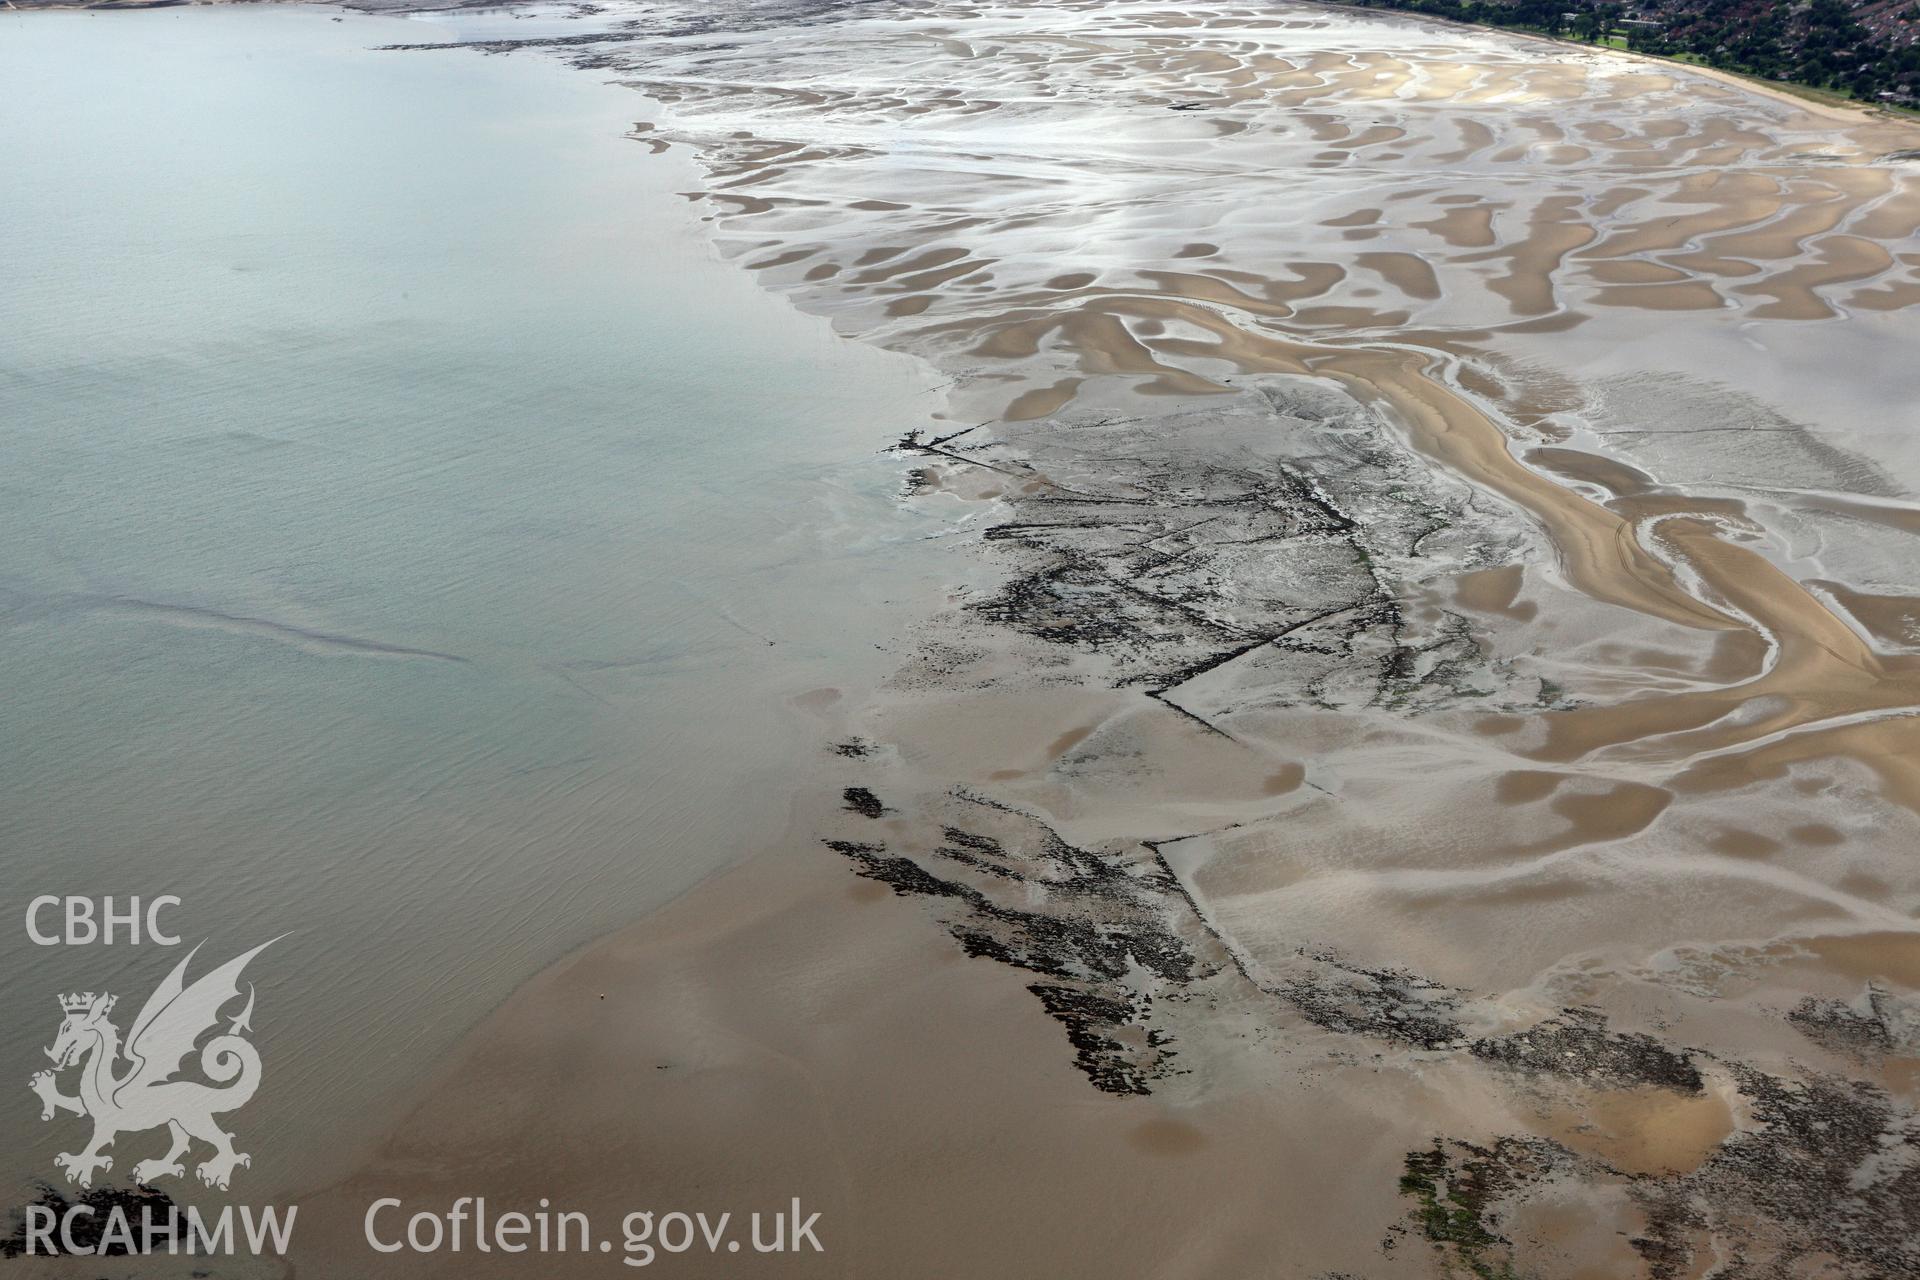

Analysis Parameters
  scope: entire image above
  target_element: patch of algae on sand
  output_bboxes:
[1397,1140,1542,1280]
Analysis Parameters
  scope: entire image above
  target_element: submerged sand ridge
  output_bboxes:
[329,1,1920,1274]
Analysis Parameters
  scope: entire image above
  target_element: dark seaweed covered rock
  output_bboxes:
[841,786,887,819]
[1282,956,1467,1051]
[1787,986,1906,1060]
[1471,1007,1703,1094]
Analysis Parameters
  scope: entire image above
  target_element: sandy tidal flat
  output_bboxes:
[307,1,1920,1275]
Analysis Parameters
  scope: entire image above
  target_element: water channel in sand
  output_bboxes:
[12,0,1920,1273]
[300,2,1920,1275]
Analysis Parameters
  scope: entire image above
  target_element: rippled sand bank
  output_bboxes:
[308,2,1920,1274]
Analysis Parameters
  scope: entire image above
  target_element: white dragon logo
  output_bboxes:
[28,940,276,1191]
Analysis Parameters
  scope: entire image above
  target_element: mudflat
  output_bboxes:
[302,1,1920,1275]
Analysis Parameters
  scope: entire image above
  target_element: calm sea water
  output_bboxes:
[0,6,947,1196]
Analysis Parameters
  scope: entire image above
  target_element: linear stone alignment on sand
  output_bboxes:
[899,387,1544,720]
[382,0,1920,1273]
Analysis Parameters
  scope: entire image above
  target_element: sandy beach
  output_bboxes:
[11,0,1920,1273]
[265,2,1920,1275]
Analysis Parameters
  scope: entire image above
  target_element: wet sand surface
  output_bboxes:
[304,1,1920,1275]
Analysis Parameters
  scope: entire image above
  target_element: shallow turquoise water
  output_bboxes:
[0,6,946,1194]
